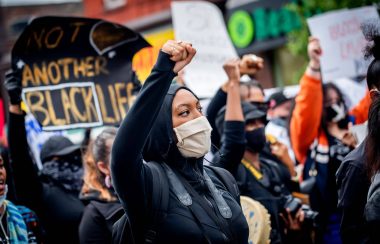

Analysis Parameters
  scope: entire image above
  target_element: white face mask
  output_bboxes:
[331,102,346,122]
[173,116,212,158]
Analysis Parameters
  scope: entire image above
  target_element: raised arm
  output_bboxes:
[349,90,371,124]
[207,54,264,149]
[110,41,195,237]
[290,37,323,164]
[217,59,245,174]
[4,71,43,212]
[215,57,264,174]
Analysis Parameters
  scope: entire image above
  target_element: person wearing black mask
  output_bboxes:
[206,54,265,153]
[111,40,249,243]
[290,37,371,243]
[4,71,85,243]
[214,102,306,243]
[212,59,307,243]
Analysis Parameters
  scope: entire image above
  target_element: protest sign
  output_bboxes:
[133,28,174,82]
[307,6,379,81]
[12,16,150,131]
[171,1,238,98]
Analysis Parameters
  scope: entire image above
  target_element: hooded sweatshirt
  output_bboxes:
[111,51,248,244]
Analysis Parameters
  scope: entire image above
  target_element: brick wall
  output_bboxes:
[83,0,172,25]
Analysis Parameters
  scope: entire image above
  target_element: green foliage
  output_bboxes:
[285,0,379,83]
[286,0,378,58]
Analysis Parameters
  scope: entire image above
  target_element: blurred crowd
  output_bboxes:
[0,23,379,244]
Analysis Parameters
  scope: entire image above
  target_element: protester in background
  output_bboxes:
[4,71,84,244]
[290,37,371,243]
[111,40,249,243]
[208,55,296,180]
[0,155,42,243]
[362,24,380,244]
[79,127,124,244]
[207,54,265,153]
[212,59,308,243]
[266,90,296,164]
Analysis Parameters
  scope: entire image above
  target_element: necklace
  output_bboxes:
[0,204,9,244]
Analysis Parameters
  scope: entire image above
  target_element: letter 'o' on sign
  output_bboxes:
[228,10,254,48]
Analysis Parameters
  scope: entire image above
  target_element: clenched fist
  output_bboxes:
[239,54,264,75]
[161,40,196,73]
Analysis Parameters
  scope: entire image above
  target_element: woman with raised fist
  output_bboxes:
[111,40,249,243]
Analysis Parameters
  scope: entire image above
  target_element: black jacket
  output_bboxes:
[8,112,84,244]
[213,144,293,244]
[336,141,371,244]
[111,51,249,244]
[79,197,124,244]
[365,172,380,244]
[208,89,308,243]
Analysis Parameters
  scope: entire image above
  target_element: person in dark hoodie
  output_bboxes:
[207,57,307,243]
[79,127,124,244]
[213,101,308,243]
[207,54,265,153]
[111,40,249,243]
[4,71,85,243]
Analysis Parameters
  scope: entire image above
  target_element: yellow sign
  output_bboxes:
[132,28,174,82]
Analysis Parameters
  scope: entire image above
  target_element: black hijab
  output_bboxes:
[142,84,206,189]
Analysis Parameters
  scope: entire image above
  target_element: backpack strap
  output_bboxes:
[112,213,135,244]
[144,162,169,243]
[112,162,169,244]
[205,165,240,203]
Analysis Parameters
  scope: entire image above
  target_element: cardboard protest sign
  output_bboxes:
[12,16,150,131]
[171,1,238,98]
[307,6,379,81]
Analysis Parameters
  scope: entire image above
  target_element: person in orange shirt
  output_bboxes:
[290,37,371,243]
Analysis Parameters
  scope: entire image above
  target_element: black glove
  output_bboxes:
[4,70,22,105]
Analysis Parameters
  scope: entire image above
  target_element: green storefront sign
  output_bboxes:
[227,0,301,54]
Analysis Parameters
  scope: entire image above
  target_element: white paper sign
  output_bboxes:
[307,6,379,81]
[171,1,238,98]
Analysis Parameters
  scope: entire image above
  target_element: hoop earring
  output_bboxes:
[105,175,112,188]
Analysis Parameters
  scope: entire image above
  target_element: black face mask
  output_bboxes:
[325,102,349,129]
[245,127,266,153]
[325,102,346,122]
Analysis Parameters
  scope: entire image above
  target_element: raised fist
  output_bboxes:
[239,54,264,75]
[308,37,322,69]
[223,58,241,82]
[161,40,196,73]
